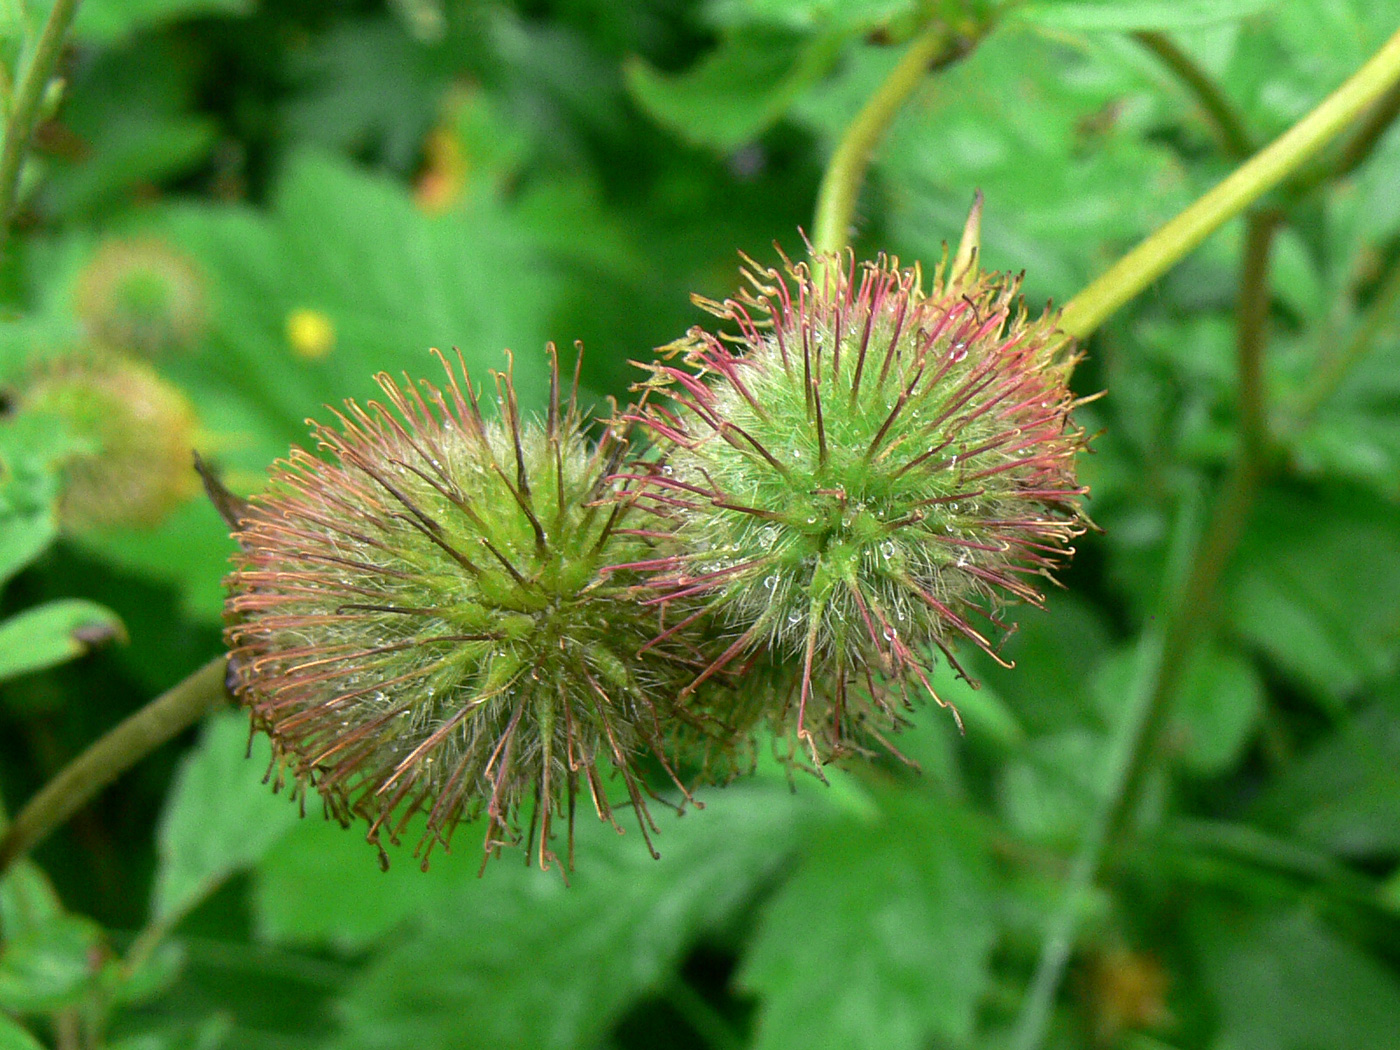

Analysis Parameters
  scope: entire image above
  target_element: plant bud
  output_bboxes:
[18,354,199,533]
[74,237,208,358]
[625,250,1089,765]
[223,348,702,871]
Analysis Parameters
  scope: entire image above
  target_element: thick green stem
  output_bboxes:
[0,656,228,875]
[1059,25,1400,339]
[810,23,964,258]
[0,0,82,250]
[1133,31,1253,160]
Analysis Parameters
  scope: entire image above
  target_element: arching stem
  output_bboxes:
[1058,24,1400,339]
[0,656,229,876]
[811,20,984,259]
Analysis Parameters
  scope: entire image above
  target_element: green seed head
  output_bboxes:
[18,353,199,532]
[225,348,699,871]
[74,237,208,358]
[626,250,1089,765]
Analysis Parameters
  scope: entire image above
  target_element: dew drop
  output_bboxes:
[757,526,778,549]
[950,342,968,362]
[788,610,803,625]
[791,448,804,461]
[949,502,960,513]
[661,464,674,477]
[805,515,818,525]
[880,540,897,559]
[763,574,780,590]
[883,625,898,641]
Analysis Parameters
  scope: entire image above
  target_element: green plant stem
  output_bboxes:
[0,656,228,876]
[1292,78,1400,197]
[810,22,967,258]
[1237,211,1279,466]
[1133,31,1253,160]
[1288,248,1400,425]
[0,0,82,249]
[1012,210,1279,1050]
[1058,24,1400,339]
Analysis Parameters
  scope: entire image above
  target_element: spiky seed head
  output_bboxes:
[74,237,208,358]
[18,354,199,532]
[625,250,1089,765]
[223,348,702,872]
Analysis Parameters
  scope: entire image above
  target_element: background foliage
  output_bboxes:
[2,1,1400,1048]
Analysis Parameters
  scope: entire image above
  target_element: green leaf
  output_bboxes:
[0,913,103,1014]
[150,711,303,924]
[0,598,125,682]
[330,787,813,1050]
[0,861,65,942]
[708,0,919,31]
[252,816,480,952]
[1226,487,1400,703]
[1252,691,1400,858]
[738,791,996,1050]
[799,26,1187,312]
[625,28,848,150]
[0,1015,45,1050]
[1016,0,1278,31]
[1193,907,1400,1050]
[1170,644,1265,776]
[71,0,252,41]
[1000,728,1109,844]
[0,509,55,592]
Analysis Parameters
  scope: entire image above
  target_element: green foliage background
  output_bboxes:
[2,1,1400,1048]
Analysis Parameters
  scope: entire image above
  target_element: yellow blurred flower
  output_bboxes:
[286,308,335,360]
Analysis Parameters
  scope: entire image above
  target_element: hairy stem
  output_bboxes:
[811,21,974,258]
[0,0,82,250]
[0,656,228,875]
[1134,30,1253,160]
[1059,24,1400,339]
[1013,210,1279,1050]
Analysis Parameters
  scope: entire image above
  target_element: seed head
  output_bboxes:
[74,237,208,358]
[18,353,199,532]
[625,249,1089,764]
[223,348,701,871]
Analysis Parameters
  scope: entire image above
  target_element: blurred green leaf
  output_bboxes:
[1000,728,1108,843]
[330,787,812,1050]
[795,26,1187,299]
[0,862,64,943]
[252,816,479,952]
[0,1015,44,1050]
[1015,0,1278,31]
[1170,644,1265,775]
[0,508,55,592]
[626,28,848,151]
[70,0,251,41]
[1226,487,1400,703]
[1252,690,1400,858]
[0,598,125,682]
[0,913,103,1014]
[708,0,920,31]
[738,791,996,1050]
[151,711,303,924]
[1194,907,1400,1050]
